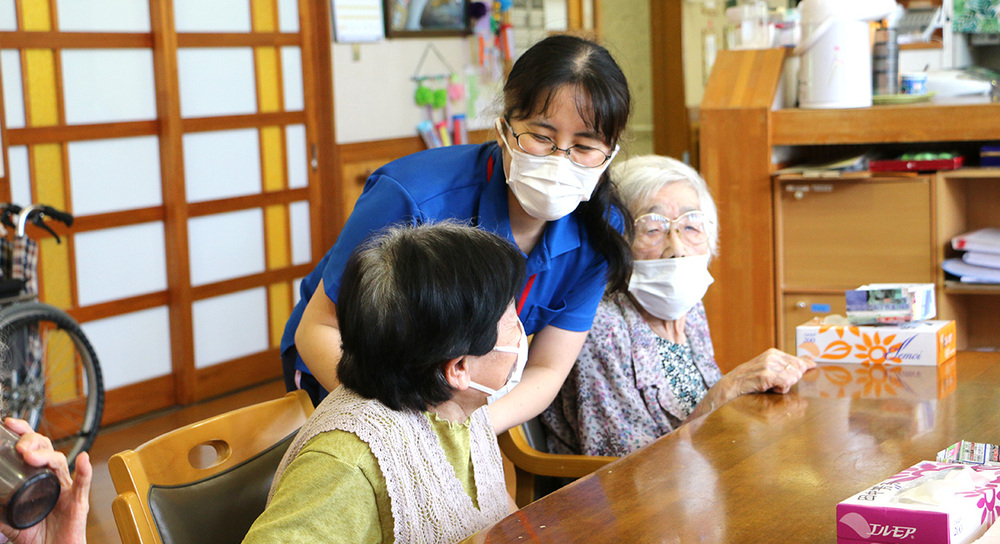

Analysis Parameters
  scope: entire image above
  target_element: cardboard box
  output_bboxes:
[837,462,1000,544]
[845,283,936,325]
[937,441,1000,467]
[796,319,956,366]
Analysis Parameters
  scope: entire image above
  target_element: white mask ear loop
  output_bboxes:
[469,317,528,404]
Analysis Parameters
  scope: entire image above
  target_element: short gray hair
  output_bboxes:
[611,155,719,258]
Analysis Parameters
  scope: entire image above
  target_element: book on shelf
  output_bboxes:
[963,251,1000,270]
[942,258,1000,284]
[951,228,1000,255]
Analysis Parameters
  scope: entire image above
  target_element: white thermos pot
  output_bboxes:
[794,0,896,109]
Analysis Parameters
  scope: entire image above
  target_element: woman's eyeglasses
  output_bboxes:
[504,120,612,168]
[633,211,712,249]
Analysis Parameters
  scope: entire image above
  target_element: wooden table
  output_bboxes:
[465,352,1000,543]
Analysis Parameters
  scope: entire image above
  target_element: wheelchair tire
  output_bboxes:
[0,302,104,464]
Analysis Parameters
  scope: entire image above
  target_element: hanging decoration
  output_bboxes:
[411,42,469,148]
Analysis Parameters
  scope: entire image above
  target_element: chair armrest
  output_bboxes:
[497,426,616,479]
[112,491,160,544]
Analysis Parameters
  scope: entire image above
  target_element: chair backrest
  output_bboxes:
[497,417,617,507]
[110,389,314,544]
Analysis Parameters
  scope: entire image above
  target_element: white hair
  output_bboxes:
[612,155,719,258]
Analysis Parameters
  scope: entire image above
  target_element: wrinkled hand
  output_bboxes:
[722,348,816,398]
[0,418,90,544]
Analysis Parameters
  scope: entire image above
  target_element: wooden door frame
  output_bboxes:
[303,0,341,253]
[649,0,689,160]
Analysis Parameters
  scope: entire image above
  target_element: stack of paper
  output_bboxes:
[944,228,1000,283]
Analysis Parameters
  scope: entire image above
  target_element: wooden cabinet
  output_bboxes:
[935,169,1000,350]
[777,177,935,288]
[336,129,495,231]
[700,48,1000,371]
[774,176,937,352]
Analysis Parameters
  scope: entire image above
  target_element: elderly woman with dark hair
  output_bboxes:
[243,222,526,543]
[542,156,815,457]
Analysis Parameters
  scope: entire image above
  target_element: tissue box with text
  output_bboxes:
[837,462,1000,544]
[797,319,956,366]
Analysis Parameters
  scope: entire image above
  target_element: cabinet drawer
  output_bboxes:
[777,178,934,288]
[780,293,846,353]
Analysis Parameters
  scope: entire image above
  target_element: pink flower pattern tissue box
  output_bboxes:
[837,462,1000,543]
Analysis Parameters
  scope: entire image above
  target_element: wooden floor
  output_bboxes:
[86,378,288,544]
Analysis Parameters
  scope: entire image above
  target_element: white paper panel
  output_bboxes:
[61,49,156,125]
[8,146,30,205]
[183,129,262,202]
[290,201,311,265]
[1,50,25,128]
[188,209,265,286]
[74,222,167,306]
[57,0,150,32]
[278,0,299,32]
[285,124,307,189]
[192,288,269,368]
[81,307,172,390]
[281,47,304,111]
[177,48,257,118]
[0,0,15,31]
[174,0,251,32]
[69,136,162,215]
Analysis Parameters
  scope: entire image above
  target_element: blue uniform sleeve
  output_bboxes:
[320,174,423,303]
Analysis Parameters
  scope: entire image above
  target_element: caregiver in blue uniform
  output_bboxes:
[282,34,633,434]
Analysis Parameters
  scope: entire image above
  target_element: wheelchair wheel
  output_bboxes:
[0,302,104,464]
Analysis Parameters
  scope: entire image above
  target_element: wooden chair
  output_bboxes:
[109,389,314,544]
[498,417,616,507]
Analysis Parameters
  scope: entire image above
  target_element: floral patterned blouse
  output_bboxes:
[541,292,723,457]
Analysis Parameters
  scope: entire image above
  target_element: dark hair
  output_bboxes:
[503,34,634,292]
[336,222,526,412]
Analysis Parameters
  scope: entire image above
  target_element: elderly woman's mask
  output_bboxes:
[468,318,528,404]
[629,254,714,321]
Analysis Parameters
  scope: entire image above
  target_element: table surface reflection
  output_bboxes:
[464,352,1000,543]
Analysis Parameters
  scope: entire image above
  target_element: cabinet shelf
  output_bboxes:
[700,48,1000,364]
[771,97,1000,146]
[944,281,1000,295]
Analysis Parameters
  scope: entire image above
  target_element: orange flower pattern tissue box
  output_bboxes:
[796,319,956,366]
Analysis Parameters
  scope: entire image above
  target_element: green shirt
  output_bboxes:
[243,412,478,544]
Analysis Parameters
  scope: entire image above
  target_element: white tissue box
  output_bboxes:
[837,462,1000,544]
[796,319,957,366]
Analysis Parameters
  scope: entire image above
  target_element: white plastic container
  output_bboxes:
[794,0,896,109]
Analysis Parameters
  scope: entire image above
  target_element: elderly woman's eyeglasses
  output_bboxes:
[634,211,712,249]
[505,120,612,168]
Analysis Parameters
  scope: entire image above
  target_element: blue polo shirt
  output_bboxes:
[281,141,620,375]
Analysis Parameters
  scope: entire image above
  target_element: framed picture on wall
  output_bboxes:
[384,0,470,38]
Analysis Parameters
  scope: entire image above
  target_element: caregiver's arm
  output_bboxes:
[294,279,343,392]
[488,324,588,434]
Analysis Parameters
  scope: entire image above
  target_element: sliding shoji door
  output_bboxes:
[0,0,334,424]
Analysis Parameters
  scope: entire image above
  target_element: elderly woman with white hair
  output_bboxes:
[541,155,815,457]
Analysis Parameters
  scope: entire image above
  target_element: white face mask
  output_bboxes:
[628,254,714,321]
[496,118,618,221]
[468,317,528,404]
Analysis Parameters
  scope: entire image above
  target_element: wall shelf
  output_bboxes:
[700,48,1000,368]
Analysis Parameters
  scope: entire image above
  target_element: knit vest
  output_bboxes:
[269,387,508,543]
